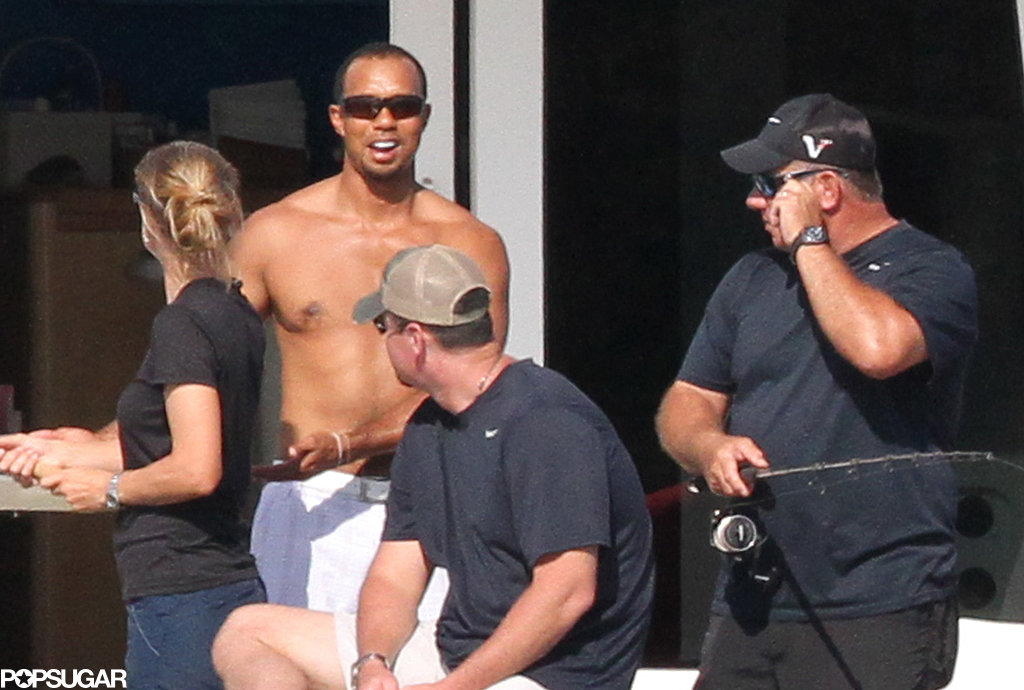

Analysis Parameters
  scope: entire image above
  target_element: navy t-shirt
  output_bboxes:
[114,278,264,600]
[385,360,654,689]
[678,223,977,621]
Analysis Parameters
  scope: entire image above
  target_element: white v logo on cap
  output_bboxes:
[802,134,834,159]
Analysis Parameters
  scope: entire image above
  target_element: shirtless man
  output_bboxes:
[235,42,509,615]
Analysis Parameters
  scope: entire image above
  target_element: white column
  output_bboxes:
[391,0,545,362]
[390,0,456,201]
[470,2,545,361]
[1018,1,1024,110]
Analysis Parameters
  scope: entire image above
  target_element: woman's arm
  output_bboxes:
[117,383,223,505]
[40,383,223,510]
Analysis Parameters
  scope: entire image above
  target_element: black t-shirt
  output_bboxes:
[114,278,264,600]
[385,360,654,689]
[678,223,977,621]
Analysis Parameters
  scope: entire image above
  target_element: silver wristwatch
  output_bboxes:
[105,472,122,510]
[789,224,829,260]
[350,652,389,688]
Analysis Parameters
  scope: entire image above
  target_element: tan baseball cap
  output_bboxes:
[352,244,491,326]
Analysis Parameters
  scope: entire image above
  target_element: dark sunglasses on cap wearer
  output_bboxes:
[751,167,848,198]
[372,315,411,336]
[341,94,426,120]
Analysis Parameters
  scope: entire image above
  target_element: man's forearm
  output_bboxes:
[346,391,427,461]
[357,578,421,662]
[656,381,729,474]
[656,381,767,496]
[439,548,597,690]
[356,541,432,671]
[94,421,119,442]
[63,437,123,472]
[794,245,928,378]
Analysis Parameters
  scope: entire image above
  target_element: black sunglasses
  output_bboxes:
[341,95,426,120]
[751,168,846,198]
[372,315,388,334]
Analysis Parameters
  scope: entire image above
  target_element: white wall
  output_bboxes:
[391,0,545,362]
[468,3,544,362]
[389,0,456,202]
[1018,1,1024,110]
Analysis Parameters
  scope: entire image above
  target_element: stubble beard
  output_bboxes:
[363,163,409,183]
[349,142,417,185]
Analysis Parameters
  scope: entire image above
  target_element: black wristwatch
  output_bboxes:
[789,225,829,261]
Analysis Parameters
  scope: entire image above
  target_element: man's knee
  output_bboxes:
[212,603,276,671]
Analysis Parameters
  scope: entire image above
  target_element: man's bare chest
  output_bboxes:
[263,230,431,333]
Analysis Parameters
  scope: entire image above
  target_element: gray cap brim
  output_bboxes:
[352,291,385,324]
[720,139,792,174]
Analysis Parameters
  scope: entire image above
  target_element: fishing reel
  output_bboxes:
[710,507,781,593]
[710,507,764,554]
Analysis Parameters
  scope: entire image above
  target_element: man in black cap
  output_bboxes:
[657,94,977,688]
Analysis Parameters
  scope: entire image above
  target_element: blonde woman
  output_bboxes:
[0,141,266,689]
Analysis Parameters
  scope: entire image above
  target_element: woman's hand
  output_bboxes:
[40,468,114,512]
[0,433,64,486]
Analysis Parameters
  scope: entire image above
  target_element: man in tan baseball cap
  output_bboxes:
[353,243,492,328]
[214,244,654,689]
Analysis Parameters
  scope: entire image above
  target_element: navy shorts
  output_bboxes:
[125,577,266,690]
[696,596,958,690]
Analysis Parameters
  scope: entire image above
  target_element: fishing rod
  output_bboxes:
[685,450,1020,554]
[688,450,1008,497]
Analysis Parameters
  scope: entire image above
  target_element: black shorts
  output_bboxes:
[695,596,958,690]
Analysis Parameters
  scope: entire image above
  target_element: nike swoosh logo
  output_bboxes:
[485,428,499,439]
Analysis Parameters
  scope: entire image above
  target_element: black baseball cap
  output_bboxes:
[721,94,876,174]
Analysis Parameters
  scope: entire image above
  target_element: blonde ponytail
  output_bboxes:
[134,141,243,280]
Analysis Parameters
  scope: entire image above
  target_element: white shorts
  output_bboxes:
[250,471,448,618]
[333,612,546,689]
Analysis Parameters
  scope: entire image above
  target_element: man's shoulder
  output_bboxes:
[410,187,474,220]
[243,179,336,234]
[495,362,606,425]
[242,182,502,246]
[411,188,502,240]
[867,222,973,272]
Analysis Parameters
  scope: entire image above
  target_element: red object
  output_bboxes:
[644,483,687,666]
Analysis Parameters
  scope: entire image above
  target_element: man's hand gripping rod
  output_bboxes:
[686,451,1002,494]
